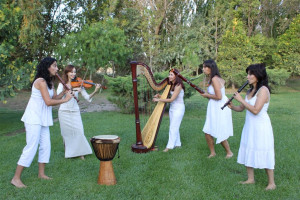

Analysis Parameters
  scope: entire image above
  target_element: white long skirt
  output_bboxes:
[58,110,92,158]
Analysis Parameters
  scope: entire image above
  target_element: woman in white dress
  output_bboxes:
[229,63,276,190]
[57,65,101,160]
[201,60,233,158]
[153,69,185,152]
[11,57,73,188]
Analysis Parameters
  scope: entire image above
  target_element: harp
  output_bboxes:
[131,61,171,153]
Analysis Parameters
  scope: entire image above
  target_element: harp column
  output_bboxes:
[131,61,148,153]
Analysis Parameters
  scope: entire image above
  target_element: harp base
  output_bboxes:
[131,143,151,153]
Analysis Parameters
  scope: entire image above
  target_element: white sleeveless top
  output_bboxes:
[170,89,184,106]
[21,78,54,126]
[57,83,92,111]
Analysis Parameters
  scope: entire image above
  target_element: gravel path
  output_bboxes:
[0,90,120,112]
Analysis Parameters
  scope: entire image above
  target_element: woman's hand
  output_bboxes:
[233,92,243,102]
[95,84,101,91]
[227,101,233,109]
[201,92,209,99]
[153,93,161,98]
[72,87,82,92]
[153,97,160,102]
[64,91,73,102]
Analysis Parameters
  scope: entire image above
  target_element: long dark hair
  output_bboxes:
[33,57,57,89]
[170,69,185,91]
[62,65,75,83]
[246,63,270,97]
[203,59,221,84]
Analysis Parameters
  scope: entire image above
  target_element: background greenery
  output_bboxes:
[1,0,299,102]
[0,80,299,200]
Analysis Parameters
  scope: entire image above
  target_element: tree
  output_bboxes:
[56,19,131,75]
[218,18,257,88]
[276,15,300,76]
[0,1,34,102]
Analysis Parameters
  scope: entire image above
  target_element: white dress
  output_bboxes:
[166,89,185,149]
[237,89,275,169]
[203,85,233,144]
[57,83,92,158]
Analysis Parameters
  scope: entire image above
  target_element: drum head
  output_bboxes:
[92,135,120,144]
[93,135,119,140]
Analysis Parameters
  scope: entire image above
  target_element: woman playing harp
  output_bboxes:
[153,69,185,152]
[131,61,171,153]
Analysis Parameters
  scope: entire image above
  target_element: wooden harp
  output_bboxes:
[131,61,171,153]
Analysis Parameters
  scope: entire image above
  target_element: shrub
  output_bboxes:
[105,70,204,113]
[267,69,290,93]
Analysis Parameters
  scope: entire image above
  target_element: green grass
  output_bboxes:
[0,84,299,199]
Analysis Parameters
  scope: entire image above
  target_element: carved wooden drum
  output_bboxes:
[90,135,120,185]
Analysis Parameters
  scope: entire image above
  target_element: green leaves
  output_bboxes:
[276,15,300,75]
[57,19,131,74]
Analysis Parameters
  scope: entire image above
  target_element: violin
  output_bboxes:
[71,77,107,89]
[55,73,79,102]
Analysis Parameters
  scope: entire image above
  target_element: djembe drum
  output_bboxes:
[90,135,120,185]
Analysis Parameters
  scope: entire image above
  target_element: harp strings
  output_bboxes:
[139,71,157,131]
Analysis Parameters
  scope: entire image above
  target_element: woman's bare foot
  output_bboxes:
[225,153,233,159]
[38,174,52,180]
[163,148,169,152]
[239,180,255,184]
[208,154,216,158]
[11,178,27,188]
[265,184,276,190]
[80,156,85,160]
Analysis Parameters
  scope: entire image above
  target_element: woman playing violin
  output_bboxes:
[57,65,101,160]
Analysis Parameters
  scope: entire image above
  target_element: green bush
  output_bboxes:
[105,70,204,113]
[267,68,290,93]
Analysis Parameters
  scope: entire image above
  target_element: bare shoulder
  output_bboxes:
[257,86,270,103]
[211,76,223,87]
[174,84,182,91]
[34,78,46,89]
[258,86,270,96]
[211,76,218,82]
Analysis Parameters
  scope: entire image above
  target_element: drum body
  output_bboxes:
[91,135,120,161]
[90,135,120,185]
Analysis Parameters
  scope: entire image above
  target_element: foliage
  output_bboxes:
[276,15,300,76]
[218,18,257,88]
[267,68,291,93]
[18,0,77,61]
[115,6,144,65]
[105,74,134,114]
[0,50,35,102]
[57,18,131,75]
[106,69,205,113]
[1,0,299,102]
[0,1,35,102]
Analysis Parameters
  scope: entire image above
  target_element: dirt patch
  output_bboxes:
[0,90,120,113]
[1,90,120,136]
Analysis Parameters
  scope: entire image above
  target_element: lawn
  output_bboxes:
[0,81,299,200]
